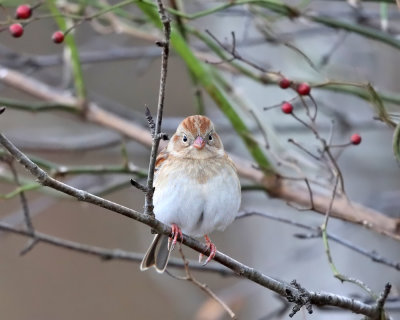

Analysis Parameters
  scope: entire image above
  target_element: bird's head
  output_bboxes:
[168,115,225,159]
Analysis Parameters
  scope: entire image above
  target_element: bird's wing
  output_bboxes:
[155,148,169,171]
[224,151,239,173]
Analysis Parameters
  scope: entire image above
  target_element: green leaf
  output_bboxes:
[392,121,400,163]
[366,84,396,128]
[46,0,86,100]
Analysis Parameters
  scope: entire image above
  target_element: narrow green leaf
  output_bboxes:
[366,84,396,128]
[392,122,400,163]
[46,0,86,100]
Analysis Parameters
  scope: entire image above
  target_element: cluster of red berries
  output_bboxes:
[279,77,311,96]
[8,4,64,44]
[277,78,311,114]
[278,77,362,146]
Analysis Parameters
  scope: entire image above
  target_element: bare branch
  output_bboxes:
[0,132,388,318]
[144,0,171,217]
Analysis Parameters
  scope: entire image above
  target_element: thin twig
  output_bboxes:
[205,30,273,74]
[144,0,171,217]
[1,153,38,254]
[4,158,35,234]
[130,178,148,193]
[322,176,376,298]
[319,31,348,68]
[376,283,392,319]
[287,138,321,161]
[176,247,236,319]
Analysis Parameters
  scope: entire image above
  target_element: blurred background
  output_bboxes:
[0,1,400,319]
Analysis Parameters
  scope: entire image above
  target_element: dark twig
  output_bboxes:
[144,0,171,217]
[130,178,148,193]
[290,111,347,196]
[248,109,269,149]
[319,31,348,68]
[287,138,321,161]
[276,174,315,211]
[0,132,386,318]
[205,30,272,73]
[376,283,392,319]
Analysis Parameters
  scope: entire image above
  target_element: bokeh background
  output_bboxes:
[1,1,400,319]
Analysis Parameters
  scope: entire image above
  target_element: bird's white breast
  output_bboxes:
[153,157,241,237]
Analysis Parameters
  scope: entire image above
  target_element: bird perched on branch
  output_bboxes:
[140,115,241,273]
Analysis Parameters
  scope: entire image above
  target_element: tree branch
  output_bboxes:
[143,0,171,217]
[0,132,389,318]
[0,220,234,276]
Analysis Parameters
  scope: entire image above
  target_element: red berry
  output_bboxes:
[350,134,362,145]
[296,83,311,95]
[279,78,291,89]
[9,23,24,38]
[281,102,293,114]
[52,31,64,44]
[16,4,32,19]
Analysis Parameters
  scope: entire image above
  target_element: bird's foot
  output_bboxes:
[168,223,183,251]
[199,235,217,266]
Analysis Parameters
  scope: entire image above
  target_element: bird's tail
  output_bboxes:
[140,234,171,273]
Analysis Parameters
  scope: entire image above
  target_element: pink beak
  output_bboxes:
[193,136,205,149]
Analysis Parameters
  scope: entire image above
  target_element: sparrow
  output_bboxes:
[140,115,241,273]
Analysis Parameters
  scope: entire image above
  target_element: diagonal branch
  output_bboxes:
[0,132,388,318]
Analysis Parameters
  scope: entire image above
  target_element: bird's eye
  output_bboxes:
[208,134,213,141]
[182,135,188,142]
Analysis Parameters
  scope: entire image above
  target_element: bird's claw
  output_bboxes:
[199,235,217,266]
[168,223,183,251]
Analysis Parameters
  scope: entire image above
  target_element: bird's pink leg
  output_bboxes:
[168,223,183,251]
[199,235,217,266]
